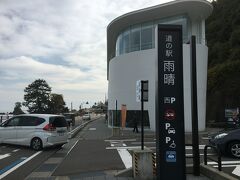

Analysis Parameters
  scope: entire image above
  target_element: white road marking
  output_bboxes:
[207,160,240,165]
[104,139,136,142]
[12,149,20,153]
[231,165,240,176]
[0,151,42,179]
[117,148,132,169]
[213,164,239,168]
[186,153,215,157]
[106,146,142,150]
[185,145,206,150]
[109,142,132,169]
[67,139,80,155]
[202,137,211,140]
[89,128,96,131]
[0,154,10,160]
[131,142,155,145]
[212,164,240,176]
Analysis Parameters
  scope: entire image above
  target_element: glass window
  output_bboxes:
[6,117,20,126]
[116,36,120,56]
[122,29,130,53]
[19,116,45,126]
[50,116,68,127]
[119,33,123,55]
[130,25,140,52]
[141,23,153,50]
[114,15,189,56]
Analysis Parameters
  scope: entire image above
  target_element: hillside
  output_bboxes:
[206,0,240,123]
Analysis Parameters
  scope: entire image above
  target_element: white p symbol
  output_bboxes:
[166,137,171,144]
[171,97,176,103]
[165,123,171,130]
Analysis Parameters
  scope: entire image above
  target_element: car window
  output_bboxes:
[5,117,20,126]
[50,116,68,127]
[19,116,45,126]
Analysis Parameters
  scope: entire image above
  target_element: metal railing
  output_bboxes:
[204,145,222,171]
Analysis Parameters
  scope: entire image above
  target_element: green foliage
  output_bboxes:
[23,79,68,114]
[206,0,240,67]
[208,60,240,95]
[49,94,66,114]
[23,79,52,113]
[13,102,24,115]
[206,0,240,123]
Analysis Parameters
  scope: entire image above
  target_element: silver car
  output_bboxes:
[0,114,68,150]
[82,113,91,120]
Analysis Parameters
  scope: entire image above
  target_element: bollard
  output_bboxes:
[132,148,154,179]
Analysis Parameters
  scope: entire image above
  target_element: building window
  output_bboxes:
[115,15,189,57]
[130,25,140,52]
[122,29,130,54]
[141,22,153,50]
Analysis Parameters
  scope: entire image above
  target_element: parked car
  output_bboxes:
[209,128,240,158]
[82,113,91,120]
[63,113,75,126]
[0,114,68,151]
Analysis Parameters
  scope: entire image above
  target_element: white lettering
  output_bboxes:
[171,97,176,103]
[165,123,171,130]
[166,137,171,144]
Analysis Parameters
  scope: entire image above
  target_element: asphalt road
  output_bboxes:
[52,117,125,176]
[0,144,59,180]
[0,115,84,180]
[1,115,240,179]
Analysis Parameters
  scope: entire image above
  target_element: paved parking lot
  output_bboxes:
[1,115,240,179]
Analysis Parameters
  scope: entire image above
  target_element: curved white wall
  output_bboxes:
[108,44,208,132]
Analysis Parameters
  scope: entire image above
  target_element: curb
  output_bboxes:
[200,164,238,180]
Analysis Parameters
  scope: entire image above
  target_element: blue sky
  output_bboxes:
[0,0,211,112]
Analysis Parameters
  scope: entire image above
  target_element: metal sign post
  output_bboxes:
[141,80,148,150]
[156,25,186,180]
[136,80,148,150]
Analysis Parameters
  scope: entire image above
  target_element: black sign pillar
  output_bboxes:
[190,35,200,176]
[156,25,186,180]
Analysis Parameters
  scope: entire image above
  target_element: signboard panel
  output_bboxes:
[136,80,149,102]
[136,80,141,102]
[156,25,186,180]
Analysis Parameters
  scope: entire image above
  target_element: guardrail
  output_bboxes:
[68,116,101,138]
[204,145,222,171]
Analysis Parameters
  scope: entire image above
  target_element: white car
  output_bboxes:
[0,114,68,150]
[82,113,91,120]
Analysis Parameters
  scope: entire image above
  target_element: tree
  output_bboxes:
[49,94,66,114]
[13,102,24,115]
[206,0,240,124]
[207,61,240,122]
[23,79,52,113]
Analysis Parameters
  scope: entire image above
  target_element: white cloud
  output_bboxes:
[0,0,180,112]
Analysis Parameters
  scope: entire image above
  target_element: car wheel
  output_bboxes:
[31,137,43,151]
[227,141,240,158]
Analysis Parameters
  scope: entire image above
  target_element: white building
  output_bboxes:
[107,0,213,132]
